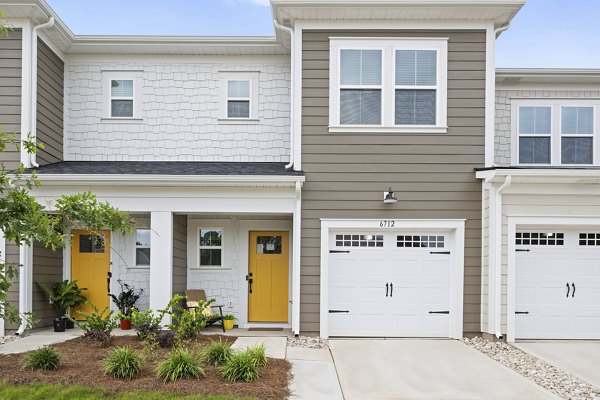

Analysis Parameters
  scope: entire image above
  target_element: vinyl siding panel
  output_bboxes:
[172,215,188,296]
[32,242,63,329]
[301,29,485,335]
[36,38,63,165]
[0,29,22,170]
[4,242,20,333]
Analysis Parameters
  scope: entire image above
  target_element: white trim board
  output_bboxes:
[506,216,600,342]
[319,218,465,339]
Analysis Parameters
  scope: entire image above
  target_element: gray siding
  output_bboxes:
[0,29,22,170]
[36,38,63,165]
[4,241,20,333]
[172,215,188,296]
[300,30,486,334]
[32,242,63,328]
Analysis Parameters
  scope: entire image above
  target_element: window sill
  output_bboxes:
[329,125,448,134]
[218,118,260,125]
[126,266,150,270]
[101,117,144,124]
[191,267,232,271]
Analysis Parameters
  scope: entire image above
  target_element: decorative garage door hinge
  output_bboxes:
[515,311,529,314]
[329,250,350,253]
[516,249,531,252]
[329,310,350,313]
[428,310,450,314]
[430,251,451,254]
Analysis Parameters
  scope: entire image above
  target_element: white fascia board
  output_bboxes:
[475,169,600,183]
[296,20,490,30]
[484,22,495,167]
[29,174,305,187]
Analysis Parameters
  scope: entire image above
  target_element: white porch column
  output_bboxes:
[292,182,302,335]
[149,211,173,324]
[0,230,5,336]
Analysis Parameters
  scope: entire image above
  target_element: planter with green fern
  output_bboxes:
[37,280,87,332]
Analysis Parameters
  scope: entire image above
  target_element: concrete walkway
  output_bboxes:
[230,336,288,359]
[0,328,81,354]
[330,339,560,400]
[288,347,344,400]
[514,341,600,388]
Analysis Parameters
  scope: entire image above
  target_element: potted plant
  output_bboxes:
[222,314,235,331]
[37,280,87,332]
[109,280,143,330]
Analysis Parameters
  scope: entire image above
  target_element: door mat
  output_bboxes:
[247,327,284,331]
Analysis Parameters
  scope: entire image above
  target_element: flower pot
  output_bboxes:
[53,319,66,332]
[120,319,132,330]
[63,317,74,329]
[223,319,234,331]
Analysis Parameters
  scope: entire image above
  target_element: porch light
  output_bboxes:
[383,187,398,204]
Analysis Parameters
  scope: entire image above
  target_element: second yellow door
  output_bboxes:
[248,231,289,322]
[71,230,111,318]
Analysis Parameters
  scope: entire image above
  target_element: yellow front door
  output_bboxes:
[71,230,110,318]
[248,231,289,322]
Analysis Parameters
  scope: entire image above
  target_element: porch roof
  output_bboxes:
[28,161,304,177]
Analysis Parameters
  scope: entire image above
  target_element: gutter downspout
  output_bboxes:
[273,20,294,170]
[16,17,54,336]
[28,17,55,169]
[494,175,511,339]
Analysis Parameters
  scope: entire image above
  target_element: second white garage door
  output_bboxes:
[328,232,452,337]
[516,230,600,339]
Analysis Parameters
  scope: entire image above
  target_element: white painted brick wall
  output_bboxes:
[65,59,291,162]
[495,88,600,166]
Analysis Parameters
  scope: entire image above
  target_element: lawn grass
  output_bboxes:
[0,381,255,400]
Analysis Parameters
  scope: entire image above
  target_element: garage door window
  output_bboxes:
[335,234,383,247]
[515,232,564,246]
[397,235,444,248]
[579,233,600,246]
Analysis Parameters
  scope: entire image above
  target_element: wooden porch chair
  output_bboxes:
[184,289,225,332]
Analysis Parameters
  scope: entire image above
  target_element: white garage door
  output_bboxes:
[516,231,600,339]
[328,232,451,337]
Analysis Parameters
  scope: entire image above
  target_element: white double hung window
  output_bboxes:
[514,101,598,166]
[227,80,251,118]
[111,79,134,118]
[102,71,142,120]
[330,38,448,133]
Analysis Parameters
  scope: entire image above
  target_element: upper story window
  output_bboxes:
[111,80,134,118]
[330,38,448,134]
[514,101,598,166]
[219,72,259,124]
[102,71,142,120]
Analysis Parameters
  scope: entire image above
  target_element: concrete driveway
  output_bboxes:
[514,341,600,388]
[330,339,559,400]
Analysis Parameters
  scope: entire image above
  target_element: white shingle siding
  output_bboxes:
[495,88,600,166]
[64,58,291,162]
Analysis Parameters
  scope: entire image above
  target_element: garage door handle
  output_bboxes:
[572,282,575,298]
[386,283,389,297]
[566,282,570,298]
[390,283,393,297]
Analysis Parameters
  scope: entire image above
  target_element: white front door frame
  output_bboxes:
[238,220,293,329]
[319,219,465,339]
[506,215,600,342]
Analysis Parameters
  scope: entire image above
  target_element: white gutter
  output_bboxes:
[273,20,295,170]
[494,175,511,339]
[292,181,302,335]
[494,20,511,38]
[28,16,55,168]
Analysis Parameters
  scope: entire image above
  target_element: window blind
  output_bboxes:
[395,50,437,86]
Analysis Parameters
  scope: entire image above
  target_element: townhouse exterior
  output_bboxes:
[0,0,598,342]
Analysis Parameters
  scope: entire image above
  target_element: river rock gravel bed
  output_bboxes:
[287,336,329,349]
[464,337,600,400]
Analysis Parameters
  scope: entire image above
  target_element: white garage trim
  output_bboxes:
[319,219,465,339]
[507,216,600,342]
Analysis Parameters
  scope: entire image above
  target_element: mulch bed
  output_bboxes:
[0,334,291,400]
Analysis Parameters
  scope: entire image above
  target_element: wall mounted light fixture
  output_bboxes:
[383,187,398,204]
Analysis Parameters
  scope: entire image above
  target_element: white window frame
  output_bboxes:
[329,37,448,134]
[511,99,600,166]
[134,228,151,267]
[101,71,143,121]
[218,72,259,124]
[198,227,224,268]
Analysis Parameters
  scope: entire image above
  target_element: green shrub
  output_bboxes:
[156,348,204,382]
[156,330,176,348]
[221,351,259,382]
[22,346,60,371]
[103,347,143,380]
[204,339,233,366]
[72,302,117,348]
[131,295,184,341]
[246,343,268,368]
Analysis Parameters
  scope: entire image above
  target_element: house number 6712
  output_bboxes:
[379,220,395,228]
